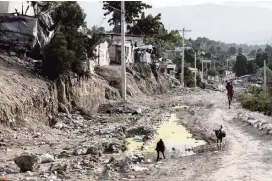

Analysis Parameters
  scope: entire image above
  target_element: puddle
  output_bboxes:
[124,112,206,159]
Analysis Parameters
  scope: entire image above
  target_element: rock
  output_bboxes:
[58,103,69,114]
[39,153,55,164]
[73,148,88,156]
[53,122,63,129]
[128,175,136,179]
[50,162,68,172]
[14,153,40,172]
[86,146,101,156]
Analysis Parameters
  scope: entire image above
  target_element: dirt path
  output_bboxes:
[146,90,272,181]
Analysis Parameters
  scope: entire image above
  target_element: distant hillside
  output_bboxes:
[146,3,272,45]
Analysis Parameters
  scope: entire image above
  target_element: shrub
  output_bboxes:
[236,93,270,113]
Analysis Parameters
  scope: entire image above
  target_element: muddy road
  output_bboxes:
[145,90,272,181]
[1,88,272,181]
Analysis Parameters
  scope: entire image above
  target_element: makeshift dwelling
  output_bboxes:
[108,40,134,64]
[0,13,56,53]
[94,41,110,66]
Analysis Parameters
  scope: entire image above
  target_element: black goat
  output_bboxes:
[213,125,226,150]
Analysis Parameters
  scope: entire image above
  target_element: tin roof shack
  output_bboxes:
[0,12,55,55]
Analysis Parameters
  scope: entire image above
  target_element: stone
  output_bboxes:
[53,122,63,129]
[58,103,69,114]
[39,153,55,164]
[73,148,88,156]
[128,175,136,179]
[14,153,40,172]
[50,162,68,172]
[86,146,101,156]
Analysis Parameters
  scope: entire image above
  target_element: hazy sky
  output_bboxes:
[78,1,272,44]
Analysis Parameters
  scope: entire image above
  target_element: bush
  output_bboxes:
[236,93,270,113]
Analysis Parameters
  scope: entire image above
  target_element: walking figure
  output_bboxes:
[226,81,234,109]
[155,139,166,161]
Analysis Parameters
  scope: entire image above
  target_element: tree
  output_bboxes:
[246,61,258,74]
[102,1,151,26]
[207,68,218,76]
[112,25,121,33]
[257,48,263,53]
[209,45,216,55]
[234,54,248,77]
[216,46,221,53]
[204,52,212,59]
[127,13,164,36]
[228,47,237,55]
[249,50,256,57]
[238,47,243,54]
[41,2,103,80]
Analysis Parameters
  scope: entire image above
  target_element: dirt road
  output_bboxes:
[146,90,272,181]
[2,89,272,181]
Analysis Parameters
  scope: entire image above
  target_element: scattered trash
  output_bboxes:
[133,137,142,142]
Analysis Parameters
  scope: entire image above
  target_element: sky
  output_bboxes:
[78,0,272,44]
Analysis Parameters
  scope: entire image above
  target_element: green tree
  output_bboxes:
[246,61,258,74]
[207,68,218,76]
[234,54,248,77]
[102,1,151,26]
[216,46,221,53]
[238,47,243,54]
[127,13,164,36]
[209,45,216,55]
[228,47,237,55]
[41,2,103,80]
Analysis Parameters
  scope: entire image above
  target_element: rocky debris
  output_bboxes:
[86,145,102,157]
[126,126,154,138]
[50,162,69,173]
[98,102,145,115]
[14,153,40,172]
[72,147,88,156]
[58,103,69,114]
[103,142,121,153]
[237,112,272,134]
[39,153,55,164]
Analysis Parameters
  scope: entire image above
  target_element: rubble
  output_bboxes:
[14,153,40,172]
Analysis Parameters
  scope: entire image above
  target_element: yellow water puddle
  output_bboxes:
[124,112,206,158]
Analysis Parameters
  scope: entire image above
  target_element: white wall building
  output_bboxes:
[0,1,34,16]
[94,41,110,66]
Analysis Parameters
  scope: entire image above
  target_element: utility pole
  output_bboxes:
[179,28,191,87]
[201,59,204,81]
[194,52,197,87]
[121,1,126,100]
[264,59,267,91]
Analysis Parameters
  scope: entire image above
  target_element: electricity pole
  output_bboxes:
[179,28,191,87]
[121,1,126,100]
[195,52,197,87]
[201,59,204,81]
[264,59,267,91]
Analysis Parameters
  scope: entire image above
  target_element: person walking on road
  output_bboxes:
[226,81,234,109]
[155,139,166,161]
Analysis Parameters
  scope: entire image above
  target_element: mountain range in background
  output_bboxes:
[79,1,272,45]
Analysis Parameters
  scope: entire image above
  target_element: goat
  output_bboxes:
[213,125,226,150]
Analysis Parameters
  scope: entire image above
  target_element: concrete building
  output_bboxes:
[0,1,34,16]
